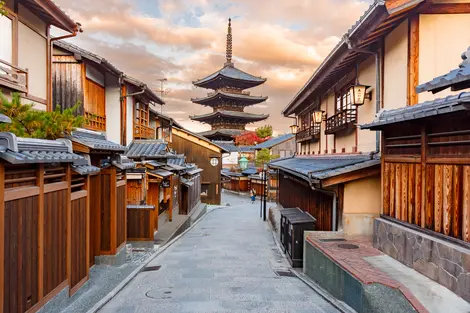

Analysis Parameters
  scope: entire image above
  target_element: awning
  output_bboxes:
[166,163,187,171]
[186,168,203,176]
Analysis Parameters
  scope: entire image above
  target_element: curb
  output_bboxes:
[266,218,356,313]
[86,206,225,313]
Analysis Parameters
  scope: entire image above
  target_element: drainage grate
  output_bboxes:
[142,265,161,272]
[319,238,346,242]
[337,243,359,250]
[274,270,296,277]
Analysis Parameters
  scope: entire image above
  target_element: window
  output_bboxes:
[135,101,149,127]
[335,81,355,113]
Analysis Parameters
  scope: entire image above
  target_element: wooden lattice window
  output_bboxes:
[335,81,355,113]
[134,101,155,139]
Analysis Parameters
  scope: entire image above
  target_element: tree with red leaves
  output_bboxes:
[234,131,268,146]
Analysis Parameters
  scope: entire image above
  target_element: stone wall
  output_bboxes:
[373,218,470,302]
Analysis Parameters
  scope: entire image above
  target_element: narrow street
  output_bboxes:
[99,193,340,313]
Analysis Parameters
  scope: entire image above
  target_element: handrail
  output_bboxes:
[296,123,321,142]
[134,123,156,139]
[325,108,357,134]
[0,58,28,93]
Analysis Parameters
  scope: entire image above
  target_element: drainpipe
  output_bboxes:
[343,36,382,153]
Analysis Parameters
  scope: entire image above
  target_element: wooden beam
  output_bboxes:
[4,186,40,201]
[71,142,90,154]
[321,165,380,187]
[418,3,470,14]
[463,166,470,242]
[110,168,117,254]
[71,190,87,201]
[408,15,419,106]
[44,181,68,193]
[85,175,90,279]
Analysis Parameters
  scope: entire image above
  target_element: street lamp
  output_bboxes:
[239,156,248,170]
[290,124,298,134]
[262,163,268,221]
[313,110,326,124]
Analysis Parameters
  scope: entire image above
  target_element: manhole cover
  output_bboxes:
[319,238,346,242]
[337,243,359,250]
[274,270,296,277]
[142,265,161,272]
[145,288,172,299]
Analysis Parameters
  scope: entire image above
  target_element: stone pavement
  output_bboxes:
[99,193,340,313]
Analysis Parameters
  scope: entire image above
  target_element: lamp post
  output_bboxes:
[239,156,248,170]
[263,163,268,222]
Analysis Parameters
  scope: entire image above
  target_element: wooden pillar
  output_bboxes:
[408,15,420,106]
[85,175,90,278]
[0,163,4,313]
[66,165,72,292]
[110,167,117,254]
[37,164,45,300]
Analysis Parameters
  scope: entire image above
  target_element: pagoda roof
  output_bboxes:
[193,65,267,90]
[198,129,244,140]
[190,110,269,123]
[191,91,268,106]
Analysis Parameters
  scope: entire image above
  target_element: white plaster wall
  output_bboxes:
[357,55,378,153]
[18,4,47,36]
[418,14,470,103]
[126,84,135,145]
[18,22,47,106]
[105,73,121,143]
[383,20,408,110]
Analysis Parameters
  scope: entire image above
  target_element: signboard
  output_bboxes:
[161,180,170,188]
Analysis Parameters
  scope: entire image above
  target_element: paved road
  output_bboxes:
[100,193,340,313]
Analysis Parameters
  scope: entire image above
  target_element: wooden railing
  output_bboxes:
[296,124,321,142]
[0,59,28,93]
[85,111,106,131]
[325,109,357,134]
[134,124,156,139]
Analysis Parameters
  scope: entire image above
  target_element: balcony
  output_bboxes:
[134,124,156,140]
[296,124,321,143]
[325,109,357,135]
[0,59,28,93]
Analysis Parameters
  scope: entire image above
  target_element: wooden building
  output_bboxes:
[190,19,268,141]
[52,42,165,146]
[0,131,100,313]
[361,46,470,301]
[278,0,470,236]
[68,128,135,265]
[0,0,80,111]
[172,127,228,205]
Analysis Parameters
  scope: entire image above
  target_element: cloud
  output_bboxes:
[53,0,369,134]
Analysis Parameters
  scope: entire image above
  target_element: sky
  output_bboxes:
[54,0,371,135]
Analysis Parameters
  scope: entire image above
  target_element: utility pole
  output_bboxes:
[156,78,168,114]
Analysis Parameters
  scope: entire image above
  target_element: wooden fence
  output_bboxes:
[382,118,470,242]
[181,175,201,215]
[1,163,91,313]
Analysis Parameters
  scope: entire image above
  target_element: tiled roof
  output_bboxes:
[254,134,295,150]
[72,164,101,175]
[190,110,269,122]
[54,41,121,75]
[0,133,85,165]
[126,140,169,159]
[111,154,135,170]
[173,127,229,152]
[168,157,185,166]
[269,154,380,182]
[198,129,243,139]
[186,168,203,176]
[361,92,470,130]
[193,65,266,87]
[0,114,11,123]
[191,91,268,105]
[123,75,164,105]
[242,167,258,176]
[149,169,173,178]
[70,128,126,152]
[416,47,470,94]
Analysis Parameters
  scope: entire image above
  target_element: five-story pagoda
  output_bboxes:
[191,19,269,141]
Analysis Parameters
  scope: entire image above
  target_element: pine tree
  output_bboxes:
[0,92,84,139]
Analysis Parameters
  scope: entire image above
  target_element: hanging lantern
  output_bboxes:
[290,124,298,134]
[349,84,371,106]
[239,156,249,170]
[313,111,325,124]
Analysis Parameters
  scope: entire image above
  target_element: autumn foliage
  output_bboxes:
[234,131,268,146]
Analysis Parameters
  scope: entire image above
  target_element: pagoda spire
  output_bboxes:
[225,18,233,66]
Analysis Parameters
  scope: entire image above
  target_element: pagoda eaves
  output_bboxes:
[190,110,269,124]
[191,90,268,106]
[193,65,267,90]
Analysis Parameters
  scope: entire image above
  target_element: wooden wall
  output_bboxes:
[181,175,201,215]
[382,115,470,242]
[279,170,333,231]
[70,195,87,294]
[127,209,154,241]
[172,134,222,204]
[52,55,84,114]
